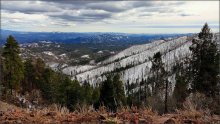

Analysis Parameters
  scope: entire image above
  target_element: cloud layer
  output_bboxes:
[1,1,219,33]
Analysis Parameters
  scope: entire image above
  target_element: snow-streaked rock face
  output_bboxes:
[46,62,60,71]
[43,51,58,59]
[69,36,191,87]
[62,65,96,76]
[102,40,165,64]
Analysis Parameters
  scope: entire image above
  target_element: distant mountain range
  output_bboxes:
[1,29,191,45]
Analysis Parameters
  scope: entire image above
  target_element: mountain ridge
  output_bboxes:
[1,29,190,44]
[47,33,218,94]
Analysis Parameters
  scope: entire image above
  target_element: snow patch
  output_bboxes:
[81,55,90,59]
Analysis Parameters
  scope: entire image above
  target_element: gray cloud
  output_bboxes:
[50,13,111,22]
[1,1,60,14]
[138,13,153,17]
[1,1,187,23]
[81,12,112,19]
[87,4,126,13]
[179,13,193,17]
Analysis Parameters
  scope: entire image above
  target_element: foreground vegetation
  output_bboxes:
[1,98,220,124]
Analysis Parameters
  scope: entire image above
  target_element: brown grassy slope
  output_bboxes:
[0,101,220,124]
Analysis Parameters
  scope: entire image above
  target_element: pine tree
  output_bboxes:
[40,68,55,102]
[148,52,169,113]
[65,80,83,111]
[99,73,126,111]
[58,76,73,107]
[23,58,35,92]
[126,80,134,106]
[113,73,126,106]
[0,55,4,97]
[190,23,219,97]
[35,58,45,84]
[82,81,93,104]
[149,52,166,96]
[2,35,24,94]
[173,62,189,108]
[99,75,116,111]
[164,79,169,113]
[92,86,100,105]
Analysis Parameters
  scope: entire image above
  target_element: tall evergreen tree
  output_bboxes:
[173,62,189,108]
[99,73,126,111]
[99,75,116,111]
[113,73,126,106]
[0,55,4,97]
[23,58,35,92]
[189,23,219,97]
[40,68,56,102]
[65,79,83,111]
[92,86,100,105]
[149,52,166,96]
[148,52,169,113]
[2,35,24,94]
[126,80,134,106]
[82,81,93,104]
[57,76,71,106]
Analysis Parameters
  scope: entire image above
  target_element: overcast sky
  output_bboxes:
[1,1,219,33]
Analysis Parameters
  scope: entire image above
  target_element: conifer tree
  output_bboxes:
[190,23,219,97]
[173,62,189,108]
[99,73,126,111]
[23,58,35,92]
[149,52,166,96]
[113,73,126,106]
[0,55,4,97]
[82,81,93,104]
[2,35,24,94]
[92,86,100,105]
[148,52,169,113]
[99,75,116,111]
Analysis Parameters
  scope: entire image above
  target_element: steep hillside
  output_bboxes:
[48,33,219,90]
[60,36,190,85]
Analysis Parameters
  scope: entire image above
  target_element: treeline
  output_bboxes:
[0,23,219,114]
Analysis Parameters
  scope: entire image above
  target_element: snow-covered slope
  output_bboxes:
[45,33,218,94]
[63,65,96,76]
[59,36,192,87]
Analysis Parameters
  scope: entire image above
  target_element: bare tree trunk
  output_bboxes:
[138,81,141,105]
[144,81,147,104]
[164,80,168,113]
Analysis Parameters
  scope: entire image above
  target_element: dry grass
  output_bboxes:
[74,103,95,114]
[0,100,22,112]
[176,98,203,119]
[48,103,69,114]
[174,94,220,124]
[0,100,219,124]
